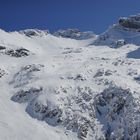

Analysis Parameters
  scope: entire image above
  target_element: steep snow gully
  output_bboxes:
[1,14,140,140]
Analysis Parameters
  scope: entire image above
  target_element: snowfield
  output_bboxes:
[1,14,140,140]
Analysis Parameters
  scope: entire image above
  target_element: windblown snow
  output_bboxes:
[1,14,140,140]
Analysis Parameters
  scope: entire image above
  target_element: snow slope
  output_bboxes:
[1,15,140,140]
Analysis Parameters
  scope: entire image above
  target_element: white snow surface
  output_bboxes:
[1,26,140,140]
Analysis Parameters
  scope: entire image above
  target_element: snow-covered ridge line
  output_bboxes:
[0,28,96,40]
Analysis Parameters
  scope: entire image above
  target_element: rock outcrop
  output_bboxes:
[119,15,140,30]
[19,29,49,37]
[53,29,95,40]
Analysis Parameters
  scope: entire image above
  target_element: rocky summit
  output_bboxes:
[119,14,140,30]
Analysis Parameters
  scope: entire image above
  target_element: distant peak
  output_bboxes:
[92,14,140,48]
[19,29,49,37]
[53,28,95,40]
[119,14,140,31]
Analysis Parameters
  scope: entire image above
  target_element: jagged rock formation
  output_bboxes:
[53,29,95,40]
[119,14,140,30]
[94,86,140,140]
[11,87,43,103]
[0,68,5,78]
[0,46,30,57]
[19,29,49,37]
[5,48,30,57]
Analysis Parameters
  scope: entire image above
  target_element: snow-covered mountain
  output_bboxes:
[1,14,140,140]
[93,14,140,49]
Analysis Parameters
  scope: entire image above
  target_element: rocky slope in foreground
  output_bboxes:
[1,14,140,140]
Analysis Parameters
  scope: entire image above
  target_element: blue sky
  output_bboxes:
[0,0,140,34]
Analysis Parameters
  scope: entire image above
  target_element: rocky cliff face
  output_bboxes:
[119,14,140,30]
[53,29,95,40]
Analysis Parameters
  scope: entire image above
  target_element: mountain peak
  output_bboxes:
[19,29,49,37]
[93,14,140,48]
[119,14,140,30]
[53,28,96,40]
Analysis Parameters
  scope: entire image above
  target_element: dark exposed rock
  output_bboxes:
[64,114,91,139]
[67,74,86,81]
[19,29,49,37]
[5,48,30,57]
[127,69,138,76]
[94,69,115,78]
[104,70,113,76]
[94,69,104,78]
[53,29,95,40]
[82,92,92,102]
[98,34,109,41]
[77,87,93,102]
[112,59,133,66]
[134,76,140,83]
[26,99,62,126]
[74,74,86,81]
[62,48,82,54]
[0,46,6,50]
[94,85,140,139]
[0,69,5,78]
[45,108,62,123]
[115,39,126,48]
[78,122,89,139]
[94,86,130,114]
[119,15,140,29]
[11,87,43,103]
